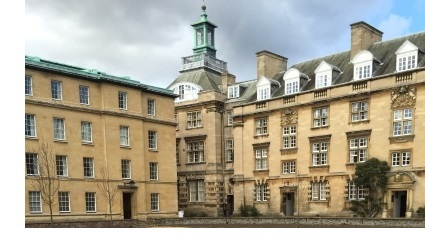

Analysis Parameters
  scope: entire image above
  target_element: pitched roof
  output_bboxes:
[271,31,425,98]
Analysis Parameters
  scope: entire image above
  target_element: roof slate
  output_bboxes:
[270,31,425,98]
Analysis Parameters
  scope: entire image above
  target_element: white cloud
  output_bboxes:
[378,14,412,40]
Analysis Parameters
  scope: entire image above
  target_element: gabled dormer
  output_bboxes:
[352,50,374,80]
[256,76,279,101]
[283,68,309,95]
[396,40,419,72]
[314,61,341,89]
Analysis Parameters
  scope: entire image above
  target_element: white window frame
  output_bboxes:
[25,75,33,96]
[25,114,36,138]
[51,80,62,100]
[170,83,201,102]
[313,107,328,127]
[393,108,413,136]
[53,117,66,140]
[118,91,127,110]
[147,99,156,116]
[255,118,268,135]
[121,160,131,179]
[257,86,270,100]
[311,182,327,201]
[79,85,90,105]
[187,111,202,129]
[26,153,39,176]
[83,157,94,178]
[354,63,371,80]
[392,151,410,167]
[228,86,239,98]
[255,184,268,201]
[189,180,205,202]
[120,125,130,146]
[398,54,417,72]
[349,137,367,163]
[56,155,68,177]
[285,80,299,95]
[81,121,92,143]
[255,148,268,170]
[225,139,234,162]
[315,73,330,89]
[282,125,296,149]
[283,161,296,174]
[351,101,368,122]
[58,191,70,213]
[149,162,158,180]
[29,191,42,213]
[348,181,365,201]
[148,131,157,150]
[85,192,96,213]
[151,193,159,211]
[187,141,205,163]
[312,142,328,166]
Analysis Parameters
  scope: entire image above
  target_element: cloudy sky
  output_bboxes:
[25,0,425,89]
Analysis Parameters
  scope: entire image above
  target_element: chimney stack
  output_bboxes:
[350,21,383,60]
[256,50,288,80]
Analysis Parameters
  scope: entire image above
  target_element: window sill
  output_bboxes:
[186,127,203,130]
[82,142,94,146]
[148,149,159,152]
[119,108,127,111]
[54,139,67,143]
[84,177,95,180]
[225,160,234,163]
[25,136,38,140]
[349,120,370,125]
[185,162,206,165]
[254,134,269,139]
[280,148,297,155]
[253,201,268,204]
[86,211,97,213]
[80,103,90,106]
[389,135,415,144]
[120,145,131,149]
[311,126,329,130]
[309,200,329,203]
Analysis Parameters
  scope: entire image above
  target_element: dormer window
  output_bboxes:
[283,68,308,95]
[396,40,418,72]
[352,50,373,80]
[169,82,202,102]
[228,85,240,98]
[314,61,339,89]
[256,77,278,101]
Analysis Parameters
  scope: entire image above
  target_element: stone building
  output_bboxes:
[169,4,425,218]
[25,56,178,222]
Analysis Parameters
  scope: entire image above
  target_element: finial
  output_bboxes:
[202,0,206,11]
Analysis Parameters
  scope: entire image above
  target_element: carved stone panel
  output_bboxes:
[391,85,416,108]
[281,108,298,126]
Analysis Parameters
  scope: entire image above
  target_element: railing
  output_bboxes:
[181,54,227,73]
[396,71,413,83]
[352,80,368,91]
[314,89,328,99]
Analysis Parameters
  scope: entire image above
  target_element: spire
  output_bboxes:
[201,0,207,22]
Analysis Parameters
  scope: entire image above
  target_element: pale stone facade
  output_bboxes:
[25,57,178,222]
[169,5,425,218]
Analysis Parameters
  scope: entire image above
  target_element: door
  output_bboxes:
[392,191,407,217]
[226,195,234,216]
[123,193,132,219]
[282,192,295,216]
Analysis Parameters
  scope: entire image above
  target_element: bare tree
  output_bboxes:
[27,141,60,224]
[96,164,119,223]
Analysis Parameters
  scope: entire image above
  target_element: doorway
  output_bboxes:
[282,192,295,216]
[123,193,132,219]
[392,191,407,217]
[226,195,234,216]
